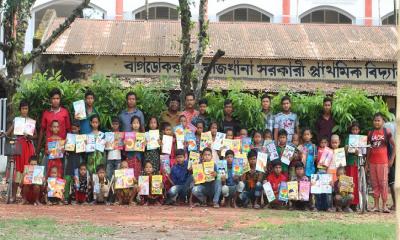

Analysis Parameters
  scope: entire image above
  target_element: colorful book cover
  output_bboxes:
[23,165,34,184]
[85,134,96,152]
[333,148,347,167]
[318,147,333,168]
[299,181,310,201]
[339,175,354,193]
[266,142,279,160]
[232,158,244,176]
[348,134,368,150]
[278,181,289,202]
[146,130,160,150]
[287,181,299,200]
[114,132,124,150]
[92,174,100,194]
[185,132,197,152]
[242,157,251,173]
[188,151,200,169]
[221,139,233,157]
[75,134,86,153]
[124,132,136,152]
[217,160,227,180]
[310,174,333,194]
[162,135,173,154]
[160,155,171,174]
[48,141,63,159]
[200,131,213,151]
[133,132,146,152]
[138,176,150,195]
[231,139,241,154]
[263,182,276,202]
[203,161,215,182]
[65,133,76,152]
[281,145,295,165]
[47,177,66,199]
[95,133,106,152]
[241,137,252,153]
[24,118,36,136]
[151,175,163,195]
[13,117,25,135]
[174,126,185,142]
[104,132,115,150]
[212,132,226,151]
[73,100,86,120]
[256,152,268,173]
[192,163,206,184]
[32,166,45,185]
[114,168,135,189]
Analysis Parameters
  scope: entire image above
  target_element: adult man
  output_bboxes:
[119,92,145,132]
[76,89,100,134]
[191,99,210,130]
[315,97,335,143]
[160,95,181,128]
[274,96,299,143]
[220,99,241,135]
[261,94,275,138]
[181,92,199,124]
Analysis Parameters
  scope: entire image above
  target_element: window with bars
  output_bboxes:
[219,8,270,22]
[300,9,352,24]
[382,13,396,25]
[135,6,178,20]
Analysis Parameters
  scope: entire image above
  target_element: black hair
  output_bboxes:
[373,112,384,120]
[224,99,233,106]
[19,100,29,110]
[301,127,312,136]
[198,99,208,105]
[49,88,61,98]
[320,136,329,143]
[202,147,212,155]
[323,97,332,104]
[208,121,218,131]
[96,164,106,173]
[337,166,346,175]
[252,130,263,138]
[195,119,205,128]
[185,92,195,100]
[278,129,288,137]
[29,155,38,163]
[144,161,153,167]
[79,162,87,169]
[247,149,257,159]
[225,150,235,157]
[294,161,304,170]
[271,160,282,168]
[168,95,180,105]
[161,122,172,131]
[85,89,95,99]
[71,119,80,127]
[111,116,120,123]
[349,121,360,133]
[126,91,136,100]
[225,128,234,134]
[263,129,272,136]
[175,149,185,157]
[90,114,100,123]
[281,95,291,104]
[179,114,186,121]
[130,115,142,128]
[261,93,271,101]
[147,116,159,130]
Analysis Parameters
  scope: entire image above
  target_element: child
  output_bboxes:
[225,128,234,140]
[141,161,164,205]
[20,156,43,205]
[92,164,112,204]
[289,162,310,211]
[87,115,106,175]
[46,120,64,178]
[114,160,137,205]
[263,129,273,144]
[191,148,217,207]
[265,160,288,208]
[239,128,248,138]
[276,129,294,177]
[106,117,122,180]
[195,120,205,150]
[334,166,354,212]
[165,149,191,205]
[299,128,317,178]
[238,149,263,209]
[126,116,144,179]
[292,133,300,146]
[329,135,341,183]
[220,150,239,208]
[209,121,220,162]
[367,112,395,213]
[73,163,92,204]
[252,130,264,152]
[317,136,330,163]
[145,117,161,173]
[161,122,176,166]
[178,114,196,133]
[46,166,64,205]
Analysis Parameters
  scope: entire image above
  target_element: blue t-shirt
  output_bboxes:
[226,166,236,186]
[171,161,189,186]
[79,107,99,134]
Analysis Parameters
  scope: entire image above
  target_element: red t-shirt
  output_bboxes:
[368,128,391,164]
[41,107,71,139]
[267,173,287,194]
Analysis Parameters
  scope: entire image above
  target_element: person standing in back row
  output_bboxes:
[119,92,145,132]
[315,97,335,143]
[274,96,299,143]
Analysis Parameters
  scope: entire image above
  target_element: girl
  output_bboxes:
[252,130,264,152]
[46,120,64,178]
[161,122,176,166]
[87,115,105,175]
[92,164,112,204]
[225,128,234,140]
[127,116,144,179]
[239,128,248,138]
[209,121,220,162]
[345,122,360,209]
[4,100,36,202]
[299,128,317,178]
[195,120,205,150]
[263,129,273,144]
[140,161,164,205]
[115,160,138,205]
[46,166,64,205]
[178,114,196,134]
[73,163,91,204]
[145,117,161,173]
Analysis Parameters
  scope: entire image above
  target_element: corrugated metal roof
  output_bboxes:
[43,18,397,62]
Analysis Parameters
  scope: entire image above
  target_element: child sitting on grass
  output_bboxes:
[165,149,191,205]
[114,160,138,205]
[92,164,112,205]
[334,166,354,213]
[20,156,44,206]
[140,161,164,206]
[46,166,64,205]
[266,160,287,209]
[73,163,92,205]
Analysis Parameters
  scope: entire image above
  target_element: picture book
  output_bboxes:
[174,126,185,142]
[114,168,135,189]
[138,176,150,195]
[47,177,65,199]
[287,181,299,200]
[242,157,251,173]
[23,165,44,185]
[203,161,215,182]
[216,160,227,180]
[124,132,136,152]
[220,139,233,157]
[212,132,226,151]
[85,134,96,152]
[185,132,197,152]
[231,139,241,154]
[95,133,106,152]
[146,130,160,150]
[310,174,333,194]
[24,118,36,136]
[256,152,268,173]
[133,132,146,152]
[65,133,76,152]
[339,175,354,193]
[200,131,213,151]
[281,145,295,165]
[92,174,100,194]
[75,134,86,153]
[263,182,276,202]
[114,132,124,150]
[13,117,25,135]
[232,158,244,176]
[48,141,64,159]
[241,137,252,153]
[162,135,173,154]
[318,147,333,168]
[73,100,86,120]
[151,175,163,195]
[160,155,171,174]
[348,134,368,149]
[266,142,279,160]
[104,132,115,150]
[188,151,200,169]
[192,163,206,184]
[299,181,310,201]
[333,148,346,167]
[278,181,289,202]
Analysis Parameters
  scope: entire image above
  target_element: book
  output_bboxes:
[203,161,215,182]
[92,174,100,194]
[75,134,86,153]
[185,132,197,152]
[13,117,25,135]
[146,130,160,150]
[200,131,213,151]
[221,139,233,157]
[162,135,173,154]
[114,132,124,150]
[348,134,368,150]
[278,181,289,202]
[114,168,135,189]
[188,151,200,169]
[124,132,136,152]
[212,132,226,151]
[241,137,252,153]
[339,175,354,193]
[133,132,145,152]
[333,148,346,167]
[95,133,106,152]
[299,181,310,201]
[48,140,64,159]
[174,126,185,150]
[263,182,276,202]
[287,181,299,200]
[65,133,76,152]
[216,160,227,180]
[310,174,333,194]
[160,155,171,174]
[281,145,295,165]
[242,157,251,173]
[318,147,333,168]
[266,142,279,160]
[24,118,36,136]
[138,176,150,195]
[151,175,163,195]
[85,134,96,152]
[231,139,241,154]
[192,163,206,184]
[232,158,243,176]
[47,177,66,199]
[256,152,268,173]
[73,100,86,120]
[104,132,115,150]
[23,165,44,185]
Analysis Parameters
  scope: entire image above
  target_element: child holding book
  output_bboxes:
[46,120,64,178]
[317,136,329,164]
[239,128,248,138]
[46,166,64,205]
[87,115,106,175]
[220,150,239,208]
[263,129,273,143]
[195,120,205,150]
[209,121,221,162]
[334,166,354,212]
[92,164,112,205]
[126,116,145,179]
[225,128,234,140]
[178,114,196,134]
[106,117,122,180]
[145,117,161,173]
[161,122,176,166]
[252,130,264,152]
[299,128,317,178]
[289,162,310,211]
[265,160,288,208]
[140,161,164,205]
[165,150,191,205]
[276,129,294,177]
[73,163,92,204]
[114,160,137,205]
[20,156,43,205]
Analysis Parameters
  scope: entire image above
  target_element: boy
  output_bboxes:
[46,120,64,177]
[266,160,288,208]
[289,162,310,211]
[215,150,239,208]
[93,164,112,205]
[276,129,295,177]
[77,89,100,134]
[220,99,241,135]
[166,149,191,205]
[238,149,263,209]
[20,156,43,205]
[191,99,210,130]
[334,166,354,213]
[115,160,138,205]
[46,166,64,205]
[106,117,122,180]
[274,95,299,143]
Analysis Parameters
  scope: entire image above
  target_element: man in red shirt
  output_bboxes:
[181,92,199,124]
[37,88,71,153]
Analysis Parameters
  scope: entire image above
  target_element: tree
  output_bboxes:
[0,0,91,121]
[178,0,225,102]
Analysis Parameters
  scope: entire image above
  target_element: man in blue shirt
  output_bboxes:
[119,92,145,132]
[77,89,100,134]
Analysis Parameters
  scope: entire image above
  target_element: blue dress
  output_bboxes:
[304,143,316,177]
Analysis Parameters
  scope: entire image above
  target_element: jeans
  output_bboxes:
[106,160,121,180]
[192,181,215,203]
[167,175,193,202]
[213,180,237,204]
[239,182,262,205]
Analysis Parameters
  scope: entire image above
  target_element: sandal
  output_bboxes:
[371,207,380,212]
[382,208,391,213]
